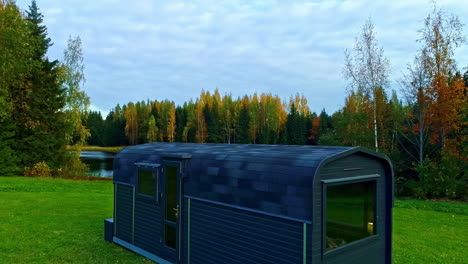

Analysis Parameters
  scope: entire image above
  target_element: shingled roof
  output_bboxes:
[114,143,365,221]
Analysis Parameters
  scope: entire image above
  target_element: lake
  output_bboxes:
[80,151,115,177]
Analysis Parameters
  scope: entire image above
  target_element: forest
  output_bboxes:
[1,1,466,199]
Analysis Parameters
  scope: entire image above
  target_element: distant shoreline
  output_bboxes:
[79,146,125,153]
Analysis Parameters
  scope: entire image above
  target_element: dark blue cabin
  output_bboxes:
[104,142,393,264]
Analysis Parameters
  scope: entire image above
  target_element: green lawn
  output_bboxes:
[393,200,467,264]
[0,177,152,264]
[0,177,466,263]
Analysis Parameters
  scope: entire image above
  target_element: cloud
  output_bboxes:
[14,0,468,114]
[43,7,63,15]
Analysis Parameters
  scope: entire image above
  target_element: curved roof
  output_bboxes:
[114,143,389,221]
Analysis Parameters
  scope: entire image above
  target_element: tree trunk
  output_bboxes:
[373,99,379,151]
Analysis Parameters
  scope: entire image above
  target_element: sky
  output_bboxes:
[15,0,468,116]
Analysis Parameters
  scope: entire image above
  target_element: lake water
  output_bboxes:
[80,151,115,177]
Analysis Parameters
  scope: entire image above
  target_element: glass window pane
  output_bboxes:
[165,225,176,248]
[326,181,376,251]
[165,167,177,223]
[137,170,155,197]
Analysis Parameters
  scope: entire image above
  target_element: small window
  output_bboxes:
[325,180,376,251]
[137,169,156,197]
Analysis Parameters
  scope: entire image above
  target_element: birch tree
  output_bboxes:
[344,17,390,151]
[62,36,90,145]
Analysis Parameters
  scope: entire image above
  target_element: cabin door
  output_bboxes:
[161,161,181,263]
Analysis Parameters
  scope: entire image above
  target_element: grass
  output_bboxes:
[79,146,125,153]
[0,177,466,263]
[0,177,151,264]
[393,200,467,264]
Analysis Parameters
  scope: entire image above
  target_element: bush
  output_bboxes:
[24,161,52,178]
[58,157,89,179]
[415,152,467,199]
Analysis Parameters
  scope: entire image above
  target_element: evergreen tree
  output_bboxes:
[286,104,306,145]
[85,111,104,146]
[204,102,221,143]
[21,59,68,167]
[12,0,68,168]
[175,106,186,142]
[25,0,51,59]
[103,107,127,146]
[236,99,250,144]
[319,109,333,135]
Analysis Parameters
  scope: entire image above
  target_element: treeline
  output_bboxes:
[0,1,89,177]
[85,90,409,150]
[86,92,316,146]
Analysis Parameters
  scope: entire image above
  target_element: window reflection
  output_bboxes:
[326,181,376,251]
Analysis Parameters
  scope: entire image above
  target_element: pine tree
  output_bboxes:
[12,0,69,168]
[204,101,222,143]
[26,0,51,60]
[85,111,104,146]
[103,106,127,146]
[286,104,306,145]
[175,106,186,142]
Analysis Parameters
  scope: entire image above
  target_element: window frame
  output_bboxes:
[322,174,379,255]
[135,163,160,202]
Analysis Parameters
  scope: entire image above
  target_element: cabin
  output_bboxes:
[104,142,393,264]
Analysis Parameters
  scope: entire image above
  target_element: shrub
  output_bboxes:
[24,161,52,178]
[58,157,89,179]
[415,152,466,199]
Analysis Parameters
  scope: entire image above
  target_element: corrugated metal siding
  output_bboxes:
[186,198,305,264]
[115,184,133,243]
[134,197,162,255]
[181,199,189,264]
[306,222,313,264]
[312,153,387,264]
[322,241,380,264]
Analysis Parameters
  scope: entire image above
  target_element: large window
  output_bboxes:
[325,180,376,251]
[137,169,156,197]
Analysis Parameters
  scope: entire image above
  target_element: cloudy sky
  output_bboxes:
[16,0,468,115]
